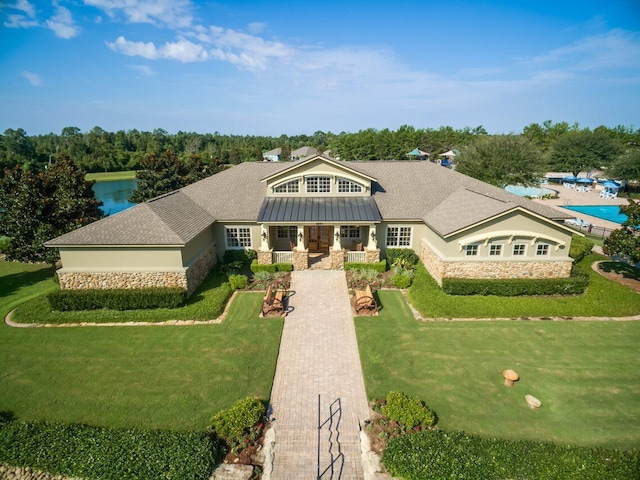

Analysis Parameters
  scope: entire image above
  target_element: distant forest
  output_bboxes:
[1,122,639,175]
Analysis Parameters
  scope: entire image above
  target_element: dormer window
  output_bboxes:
[273,179,300,193]
[337,178,363,193]
[306,176,331,193]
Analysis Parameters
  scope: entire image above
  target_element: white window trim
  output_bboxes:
[273,178,300,194]
[276,226,297,240]
[340,225,361,238]
[225,226,252,249]
[305,175,332,194]
[464,244,479,256]
[489,243,503,257]
[386,226,413,248]
[337,177,364,193]
[512,243,527,256]
[536,243,550,256]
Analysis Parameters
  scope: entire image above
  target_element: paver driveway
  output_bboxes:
[269,270,370,479]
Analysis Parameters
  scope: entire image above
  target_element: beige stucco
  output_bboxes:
[58,246,184,271]
[181,227,216,267]
[379,221,430,258]
[265,158,372,197]
[213,223,261,258]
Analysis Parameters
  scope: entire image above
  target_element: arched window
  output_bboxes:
[337,178,363,193]
[273,179,300,193]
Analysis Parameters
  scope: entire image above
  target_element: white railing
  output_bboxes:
[274,251,294,264]
[346,251,366,263]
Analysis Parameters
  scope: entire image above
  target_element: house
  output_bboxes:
[262,148,282,162]
[263,146,319,162]
[45,155,576,295]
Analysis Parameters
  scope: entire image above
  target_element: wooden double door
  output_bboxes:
[306,226,333,251]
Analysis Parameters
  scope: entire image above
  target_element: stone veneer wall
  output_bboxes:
[293,250,308,270]
[420,241,572,286]
[364,248,380,263]
[329,249,346,269]
[257,250,273,265]
[57,243,218,298]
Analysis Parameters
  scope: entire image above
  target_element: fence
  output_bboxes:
[274,251,294,264]
[346,251,366,263]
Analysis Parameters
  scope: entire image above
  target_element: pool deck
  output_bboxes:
[533,183,629,231]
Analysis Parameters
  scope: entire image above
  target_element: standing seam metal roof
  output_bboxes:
[258,196,382,223]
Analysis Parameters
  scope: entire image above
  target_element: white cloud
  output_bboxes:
[21,71,43,86]
[107,36,208,62]
[46,5,79,38]
[128,64,154,75]
[247,22,266,35]
[83,0,193,28]
[11,0,35,17]
[3,0,37,28]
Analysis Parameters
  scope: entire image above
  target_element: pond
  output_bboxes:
[92,179,137,215]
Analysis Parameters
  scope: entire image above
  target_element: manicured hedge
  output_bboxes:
[250,260,294,273]
[441,269,588,296]
[47,287,187,311]
[0,419,223,480]
[385,248,419,267]
[382,429,640,480]
[569,235,595,263]
[344,260,387,273]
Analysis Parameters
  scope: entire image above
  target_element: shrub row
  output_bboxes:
[382,429,640,480]
[569,234,595,263]
[250,260,294,273]
[47,287,187,311]
[385,248,419,268]
[441,268,588,296]
[344,259,387,273]
[209,397,266,452]
[0,419,222,480]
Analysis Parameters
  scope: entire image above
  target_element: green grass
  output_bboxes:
[0,260,58,317]
[356,290,640,450]
[408,254,640,318]
[0,292,282,431]
[85,170,137,182]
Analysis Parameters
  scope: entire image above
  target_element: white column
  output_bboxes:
[333,225,342,250]
[367,225,377,250]
[297,225,305,250]
[260,224,270,251]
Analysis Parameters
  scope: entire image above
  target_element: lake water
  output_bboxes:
[92,179,137,215]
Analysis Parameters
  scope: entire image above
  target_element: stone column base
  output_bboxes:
[364,248,380,263]
[257,249,273,265]
[329,249,346,270]
[293,250,309,270]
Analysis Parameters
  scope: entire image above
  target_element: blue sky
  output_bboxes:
[1,0,639,136]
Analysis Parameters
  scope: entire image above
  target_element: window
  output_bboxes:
[277,226,297,240]
[340,225,361,238]
[273,179,299,193]
[386,226,412,247]
[226,227,252,248]
[536,244,549,256]
[337,178,363,193]
[306,176,331,193]
[489,244,503,256]
[513,244,526,256]
[464,244,479,256]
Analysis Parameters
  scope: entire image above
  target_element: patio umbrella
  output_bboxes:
[405,148,430,158]
[576,178,594,184]
[439,150,456,157]
[562,175,578,182]
[601,181,620,190]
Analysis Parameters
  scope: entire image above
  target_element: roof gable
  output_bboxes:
[261,155,378,184]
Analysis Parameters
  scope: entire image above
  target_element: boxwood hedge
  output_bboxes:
[47,287,187,311]
[0,419,223,480]
[250,260,294,273]
[382,429,640,480]
[344,259,387,273]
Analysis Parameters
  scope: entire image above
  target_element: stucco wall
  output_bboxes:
[59,247,184,270]
[379,222,430,259]
[213,223,261,260]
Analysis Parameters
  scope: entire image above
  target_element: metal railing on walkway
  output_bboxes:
[317,395,344,479]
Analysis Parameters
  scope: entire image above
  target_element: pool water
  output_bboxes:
[563,205,627,224]
[505,185,557,197]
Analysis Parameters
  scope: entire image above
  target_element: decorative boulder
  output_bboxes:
[525,394,541,409]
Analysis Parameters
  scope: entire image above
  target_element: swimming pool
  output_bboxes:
[563,205,627,224]
[505,185,557,197]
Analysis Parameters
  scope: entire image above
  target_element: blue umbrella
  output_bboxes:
[562,175,578,182]
[576,178,594,184]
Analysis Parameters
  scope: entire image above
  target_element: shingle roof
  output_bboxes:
[46,157,571,247]
[258,196,382,223]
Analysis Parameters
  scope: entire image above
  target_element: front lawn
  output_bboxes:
[408,253,640,318]
[355,290,640,449]
[0,289,283,431]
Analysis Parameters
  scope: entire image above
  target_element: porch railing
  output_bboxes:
[346,251,366,263]
[274,251,294,264]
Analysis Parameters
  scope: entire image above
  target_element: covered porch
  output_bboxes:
[256,197,382,270]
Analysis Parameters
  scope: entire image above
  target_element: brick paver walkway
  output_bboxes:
[269,270,370,479]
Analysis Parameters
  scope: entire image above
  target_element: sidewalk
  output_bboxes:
[268,270,370,479]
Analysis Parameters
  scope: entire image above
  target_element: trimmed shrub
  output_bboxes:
[221,261,244,275]
[381,391,436,432]
[570,234,595,263]
[386,248,419,268]
[382,429,640,480]
[223,249,257,266]
[250,260,277,273]
[274,262,293,272]
[228,274,248,290]
[392,273,412,289]
[210,397,265,449]
[0,419,222,480]
[345,259,387,273]
[47,287,186,311]
[0,236,10,254]
[442,268,588,296]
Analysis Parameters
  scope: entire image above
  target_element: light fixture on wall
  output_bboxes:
[335,231,340,241]
[261,231,268,241]
[298,232,303,242]
[370,231,376,241]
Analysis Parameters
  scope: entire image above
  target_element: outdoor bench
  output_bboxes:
[262,284,287,316]
[354,284,378,313]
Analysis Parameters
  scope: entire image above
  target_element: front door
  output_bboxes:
[307,226,333,251]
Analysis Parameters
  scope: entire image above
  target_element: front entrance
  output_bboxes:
[306,226,333,251]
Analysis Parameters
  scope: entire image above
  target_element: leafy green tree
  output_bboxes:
[456,135,543,187]
[603,199,640,263]
[130,150,212,203]
[0,154,103,263]
[550,129,623,176]
[606,149,640,183]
